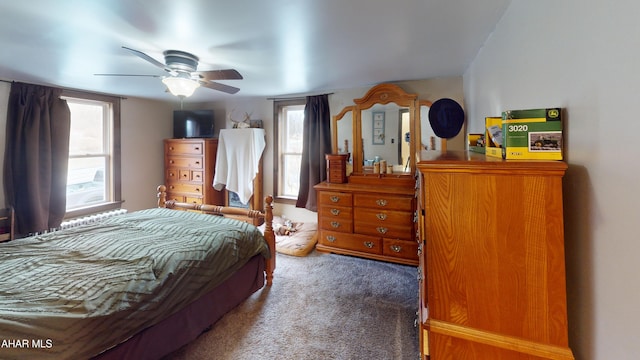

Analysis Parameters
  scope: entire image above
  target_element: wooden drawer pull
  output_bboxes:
[364,241,375,249]
[330,208,341,215]
[376,213,387,220]
[330,196,340,202]
[182,173,188,178]
[390,245,402,253]
[376,199,388,206]
[169,146,174,151]
[376,227,388,234]
[330,221,341,228]
[194,146,200,151]
[326,235,336,242]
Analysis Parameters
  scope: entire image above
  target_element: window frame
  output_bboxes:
[273,99,305,205]
[61,89,122,219]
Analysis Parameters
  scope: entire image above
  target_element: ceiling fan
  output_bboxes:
[96,46,242,96]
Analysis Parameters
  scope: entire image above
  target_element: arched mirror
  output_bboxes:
[332,106,354,174]
[332,83,447,178]
[352,84,417,175]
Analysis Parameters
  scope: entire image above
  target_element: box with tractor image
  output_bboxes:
[501,108,563,160]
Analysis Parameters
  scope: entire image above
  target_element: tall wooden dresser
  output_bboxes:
[314,176,418,266]
[416,151,574,360]
[164,138,224,206]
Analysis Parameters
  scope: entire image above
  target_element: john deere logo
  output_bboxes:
[548,109,560,118]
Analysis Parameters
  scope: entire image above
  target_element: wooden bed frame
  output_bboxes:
[93,186,277,359]
[156,184,276,285]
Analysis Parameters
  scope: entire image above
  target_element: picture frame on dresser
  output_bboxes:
[372,111,385,145]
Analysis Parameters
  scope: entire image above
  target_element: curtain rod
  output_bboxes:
[266,92,334,101]
[0,79,128,100]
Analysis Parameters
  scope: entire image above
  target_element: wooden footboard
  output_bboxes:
[156,185,276,286]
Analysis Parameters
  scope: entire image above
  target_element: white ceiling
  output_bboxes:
[0,0,511,103]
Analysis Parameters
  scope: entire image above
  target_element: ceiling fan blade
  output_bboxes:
[121,46,177,76]
[200,80,240,94]
[198,69,243,81]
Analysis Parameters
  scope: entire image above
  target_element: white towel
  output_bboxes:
[213,128,266,204]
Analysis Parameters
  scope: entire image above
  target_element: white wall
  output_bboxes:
[464,1,640,359]
[120,97,173,211]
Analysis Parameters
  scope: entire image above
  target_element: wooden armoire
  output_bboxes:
[416,150,574,360]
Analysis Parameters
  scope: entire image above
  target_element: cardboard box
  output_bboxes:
[501,108,563,160]
[484,117,503,158]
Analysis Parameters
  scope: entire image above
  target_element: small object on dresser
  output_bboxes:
[325,153,349,183]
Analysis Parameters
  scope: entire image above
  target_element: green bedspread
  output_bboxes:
[0,208,269,360]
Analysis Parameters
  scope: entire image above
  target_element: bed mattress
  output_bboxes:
[0,208,269,360]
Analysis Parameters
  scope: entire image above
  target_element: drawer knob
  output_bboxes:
[330,221,341,228]
[330,196,340,203]
[194,147,200,151]
[376,213,387,220]
[330,208,341,215]
[364,241,375,249]
[195,188,201,192]
[169,160,174,164]
[326,235,336,242]
[390,245,402,253]
[376,227,388,234]
[376,199,388,206]
[169,146,174,150]
[195,161,201,165]
[182,173,188,178]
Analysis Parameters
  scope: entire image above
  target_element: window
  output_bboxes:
[62,91,121,218]
[273,100,305,203]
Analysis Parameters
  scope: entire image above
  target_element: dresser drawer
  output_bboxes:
[354,193,413,211]
[383,239,419,261]
[165,192,185,202]
[319,216,353,233]
[354,208,413,227]
[318,191,353,206]
[318,230,381,254]
[166,182,204,196]
[354,221,413,240]
[319,205,352,220]
[165,141,204,155]
[166,156,204,169]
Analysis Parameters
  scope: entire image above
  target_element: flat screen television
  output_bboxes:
[173,110,215,138]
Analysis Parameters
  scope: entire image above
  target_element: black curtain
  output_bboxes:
[296,94,331,211]
[4,82,70,235]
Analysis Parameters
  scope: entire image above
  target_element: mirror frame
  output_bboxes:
[334,84,418,175]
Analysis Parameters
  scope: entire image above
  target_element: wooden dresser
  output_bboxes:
[164,138,224,206]
[416,151,574,360]
[314,176,418,266]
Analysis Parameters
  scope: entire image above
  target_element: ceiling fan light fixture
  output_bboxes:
[162,77,200,97]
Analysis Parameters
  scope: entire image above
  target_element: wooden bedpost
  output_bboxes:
[157,185,167,208]
[264,195,275,286]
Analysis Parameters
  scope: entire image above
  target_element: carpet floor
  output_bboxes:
[164,250,419,360]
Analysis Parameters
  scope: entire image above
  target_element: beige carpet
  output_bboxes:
[164,250,418,359]
[259,216,318,257]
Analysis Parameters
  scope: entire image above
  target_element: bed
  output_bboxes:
[0,185,276,360]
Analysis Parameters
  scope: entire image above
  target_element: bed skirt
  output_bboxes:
[93,255,266,360]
